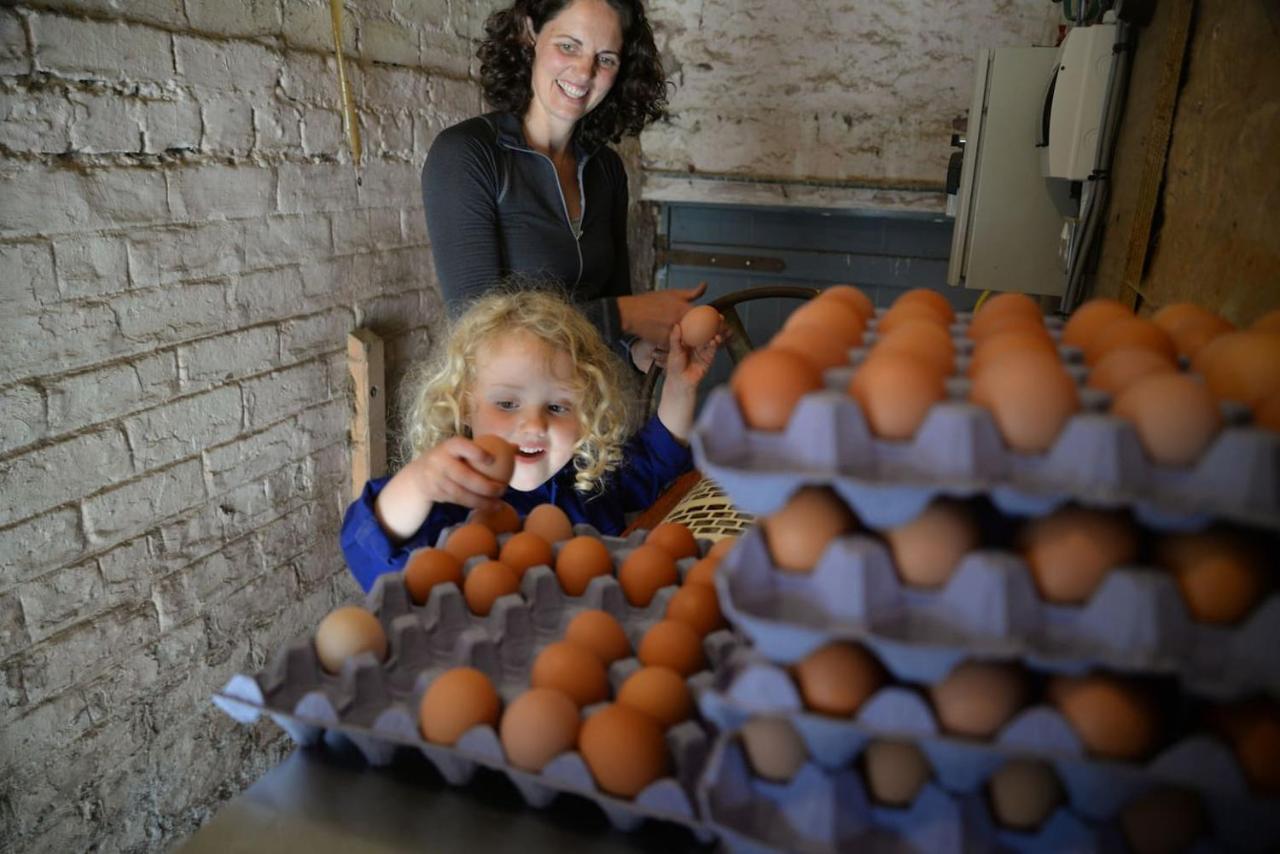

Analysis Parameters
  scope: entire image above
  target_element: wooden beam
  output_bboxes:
[347,329,386,500]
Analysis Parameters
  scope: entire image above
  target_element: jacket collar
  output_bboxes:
[491,111,597,160]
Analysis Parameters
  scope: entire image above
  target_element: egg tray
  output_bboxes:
[213,525,743,841]
[713,526,1280,700]
[691,384,1280,533]
[693,654,1280,851]
[697,731,1183,854]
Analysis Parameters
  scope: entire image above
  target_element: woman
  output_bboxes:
[421,0,702,365]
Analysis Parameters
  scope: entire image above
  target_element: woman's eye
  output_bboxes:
[559,42,577,53]
[599,55,618,69]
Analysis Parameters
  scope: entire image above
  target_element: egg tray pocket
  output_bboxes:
[691,384,1280,533]
[714,526,1280,699]
[692,655,1280,851]
[213,526,742,840]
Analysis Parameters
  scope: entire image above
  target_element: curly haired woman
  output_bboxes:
[422,0,705,368]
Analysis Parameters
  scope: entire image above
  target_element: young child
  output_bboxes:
[341,286,721,591]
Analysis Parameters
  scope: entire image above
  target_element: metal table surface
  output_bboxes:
[178,740,711,853]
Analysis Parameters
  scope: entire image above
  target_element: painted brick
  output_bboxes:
[111,279,230,344]
[419,28,472,77]
[199,96,255,155]
[276,49,340,107]
[0,382,44,456]
[123,385,244,471]
[22,0,189,29]
[67,89,143,154]
[276,161,359,215]
[297,396,348,451]
[0,241,55,312]
[331,205,401,255]
[17,604,159,706]
[356,159,422,208]
[51,232,130,299]
[126,220,244,288]
[0,507,84,592]
[280,307,352,361]
[46,351,178,435]
[254,501,315,569]
[281,0,358,55]
[0,299,126,387]
[141,95,202,153]
[252,103,302,154]
[96,535,154,599]
[240,212,331,272]
[152,534,259,631]
[362,64,431,108]
[82,458,207,546]
[185,0,282,38]
[1,654,26,709]
[173,35,281,94]
[202,417,307,497]
[0,589,30,657]
[361,17,420,66]
[291,526,347,591]
[177,325,278,391]
[17,559,104,644]
[372,110,414,157]
[166,162,276,222]
[300,105,343,156]
[0,86,72,153]
[241,359,331,430]
[150,502,226,576]
[0,8,29,77]
[31,15,174,82]
[426,74,482,128]
[400,206,427,245]
[0,164,171,238]
[0,428,132,529]
[230,263,343,325]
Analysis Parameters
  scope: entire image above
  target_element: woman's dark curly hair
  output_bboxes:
[478,0,668,152]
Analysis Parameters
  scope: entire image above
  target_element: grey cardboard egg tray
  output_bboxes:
[692,381,1280,533]
[213,524,741,840]
[712,525,1279,700]
[694,653,1280,852]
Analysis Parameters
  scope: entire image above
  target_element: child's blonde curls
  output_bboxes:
[402,283,639,494]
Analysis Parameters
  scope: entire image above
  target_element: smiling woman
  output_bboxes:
[422,0,704,366]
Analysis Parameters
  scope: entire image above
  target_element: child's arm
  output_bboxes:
[656,320,723,443]
[374,437,508,541]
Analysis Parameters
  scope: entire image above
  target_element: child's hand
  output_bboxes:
[374,437,507,541]
[656,320,723,444]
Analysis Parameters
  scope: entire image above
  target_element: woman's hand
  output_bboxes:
[617,282,707,346]
[373,437,507,541]
[656,320,723,444]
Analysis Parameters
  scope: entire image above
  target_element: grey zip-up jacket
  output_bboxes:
[421,111,630,343]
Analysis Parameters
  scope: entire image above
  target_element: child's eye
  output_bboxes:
[548,403,572,415]
[495,400,517,411]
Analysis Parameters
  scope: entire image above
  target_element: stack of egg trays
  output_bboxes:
[213,523,740,841]
[695,652,1275,853]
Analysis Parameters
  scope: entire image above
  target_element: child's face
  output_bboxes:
[468,331,583,492]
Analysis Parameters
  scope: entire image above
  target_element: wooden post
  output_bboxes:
[347,329,386,500]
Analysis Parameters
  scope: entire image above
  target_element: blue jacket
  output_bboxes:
[340,416,692,592]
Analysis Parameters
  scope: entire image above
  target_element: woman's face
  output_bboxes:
[467,330,583,492]
[526,0,623,135]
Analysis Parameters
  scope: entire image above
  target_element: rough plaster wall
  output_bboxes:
[0,1,501,850]
[641,0,1059,193]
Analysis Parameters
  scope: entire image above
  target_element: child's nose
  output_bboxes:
[519,409,548,433]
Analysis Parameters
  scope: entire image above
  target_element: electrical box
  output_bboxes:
[1041,22,1119,180]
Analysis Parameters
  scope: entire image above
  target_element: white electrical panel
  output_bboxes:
[1042,22,1119,180]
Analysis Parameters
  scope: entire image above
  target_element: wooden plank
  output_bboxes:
[347,329,386,500]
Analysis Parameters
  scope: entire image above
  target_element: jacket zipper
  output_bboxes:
[507,143,588,288]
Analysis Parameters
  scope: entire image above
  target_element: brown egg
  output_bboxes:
[930,661,1029,738]
[988,759,1064,831]
[849,352,947,440]
[1172,324,1224,362]
[469,500,520,535]
[404,548,464,605]
[1019,506,1138,604]
[524,503,574,543]
[971,351,1080,453]
[444,522,499,563]
[530,641,609,707]
[1085,317,1178,367]
[472,434,516,483]
[967,328,1057,379]
[1048,674,1159,760]
[1252,309,1280,335]
[740,716,809,782]
[883,499,980,588]
[1192,330,1280,405]
[1062,298,1133,351]
[464,560,520,616]
[555,535,613,596]
[879,302,951,336]
[785,300,866,346]
[968,293,1044,341]
[968,311,1048,344]
[1152,302,1235,360]
[793,642,884,717]
[894,288,956,324]
[638,619,705,676]
[645,521,699,561]
[1112,373,1223,466]
[314,606,388,673]
[1255,389,1280,432]
[419,667,500,745]
[1210,700,1280,793]
[1120,788,1206,854]
[617,666,692,728]
[822,284,875,321]
[873,320,956,376]
[730,348,824,432]
[707,536,739,561]
[500,688,581,772]
[564,609,631,664]
[579,703,669,798]
[977,292,1042,321]
[618,544,679,607]
[1156,529,1266,625]
[684,556,719,587]
[862,740,932,807]
[499,531,554,578]
[762,486,857,573]
[1087,347,1177,396]
[665,583,725,636]
[770,325,854,372]
[679,305,721,348]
